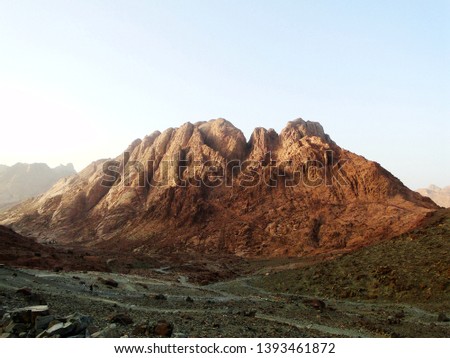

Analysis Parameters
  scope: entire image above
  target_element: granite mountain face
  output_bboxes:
[0,118,437,257]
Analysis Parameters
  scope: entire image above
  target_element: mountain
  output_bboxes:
[0,118,437,257]
[0,225,107,272]
[0,163,76,211]
[416,185,450,208]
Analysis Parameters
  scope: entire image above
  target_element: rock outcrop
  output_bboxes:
[0,118,438,257]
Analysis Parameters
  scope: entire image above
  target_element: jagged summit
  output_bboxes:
[125,118,332,163]
[0,118,437,257]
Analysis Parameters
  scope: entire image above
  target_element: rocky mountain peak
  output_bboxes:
[197,118,247,160]
[0,118,438,257]
[280,118,329,143]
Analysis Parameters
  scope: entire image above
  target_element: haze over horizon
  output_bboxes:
[0,0,448,189]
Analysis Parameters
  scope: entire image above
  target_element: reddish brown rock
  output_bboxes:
[152,320,173,337]
[0,118,438,259]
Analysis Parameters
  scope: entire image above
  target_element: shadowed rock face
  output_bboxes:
[0,118,438,258]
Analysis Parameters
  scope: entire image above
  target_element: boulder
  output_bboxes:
[98,278,119,288]
[11,305,49,324]
[91,324,119,338]
[37,313,92,338]
[131,322,148,336]
[109,313,133,326]
[152,320,173,337]
[302,298,326,311]
[35,315,55,331]
[154,294,167,300]
[43,321,76,337]
[16,287,32,296]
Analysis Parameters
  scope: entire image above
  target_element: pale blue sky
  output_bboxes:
[0,0,448,188]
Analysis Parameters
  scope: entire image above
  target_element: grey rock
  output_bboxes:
[91,324,119,338]
[45,321,76,337]
[11,305,49,324]
[35,315,55,331]
[65,314,93,335]
[4,322,28,335]
[0,313,11,326]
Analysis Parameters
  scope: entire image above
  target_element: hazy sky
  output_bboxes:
[0,0,448,189]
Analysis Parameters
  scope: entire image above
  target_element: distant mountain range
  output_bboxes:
[0,163,76,211]
[416,185,450,208]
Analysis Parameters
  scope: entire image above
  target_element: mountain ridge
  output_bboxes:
[416,185,450,208]
[0,162,76,211]
[0,118,437,258]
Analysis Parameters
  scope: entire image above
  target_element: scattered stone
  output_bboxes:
[16,287,32,296]
[72,276,80,280]
[186,296,194,303]
[137,282,148,289]
[65,313,92,335]
[243,310,257,318]
[6,322,30,336]
[35,313,92,338]
[42,321,75,337]
[91,324,119,338]
[173,332,188,338]
[98,278,119,288]
[152,320,173,337]
[11,305,50,324]
[154,294,167,300]
[303,298,326,311]
[0,313,11,326]
[35,315,55,331]
[47,320,61,330]
[132,322,148,336]
[109,313,133,326]
[437,313,449,322]
[387,315,401,325]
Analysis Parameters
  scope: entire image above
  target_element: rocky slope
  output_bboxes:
[0,225,107,272]
[0,118,437,257]
[253,208,450,312]
[417,185,450,208]
[0,163,76,211]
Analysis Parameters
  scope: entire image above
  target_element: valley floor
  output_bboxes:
[1,264,449,338]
